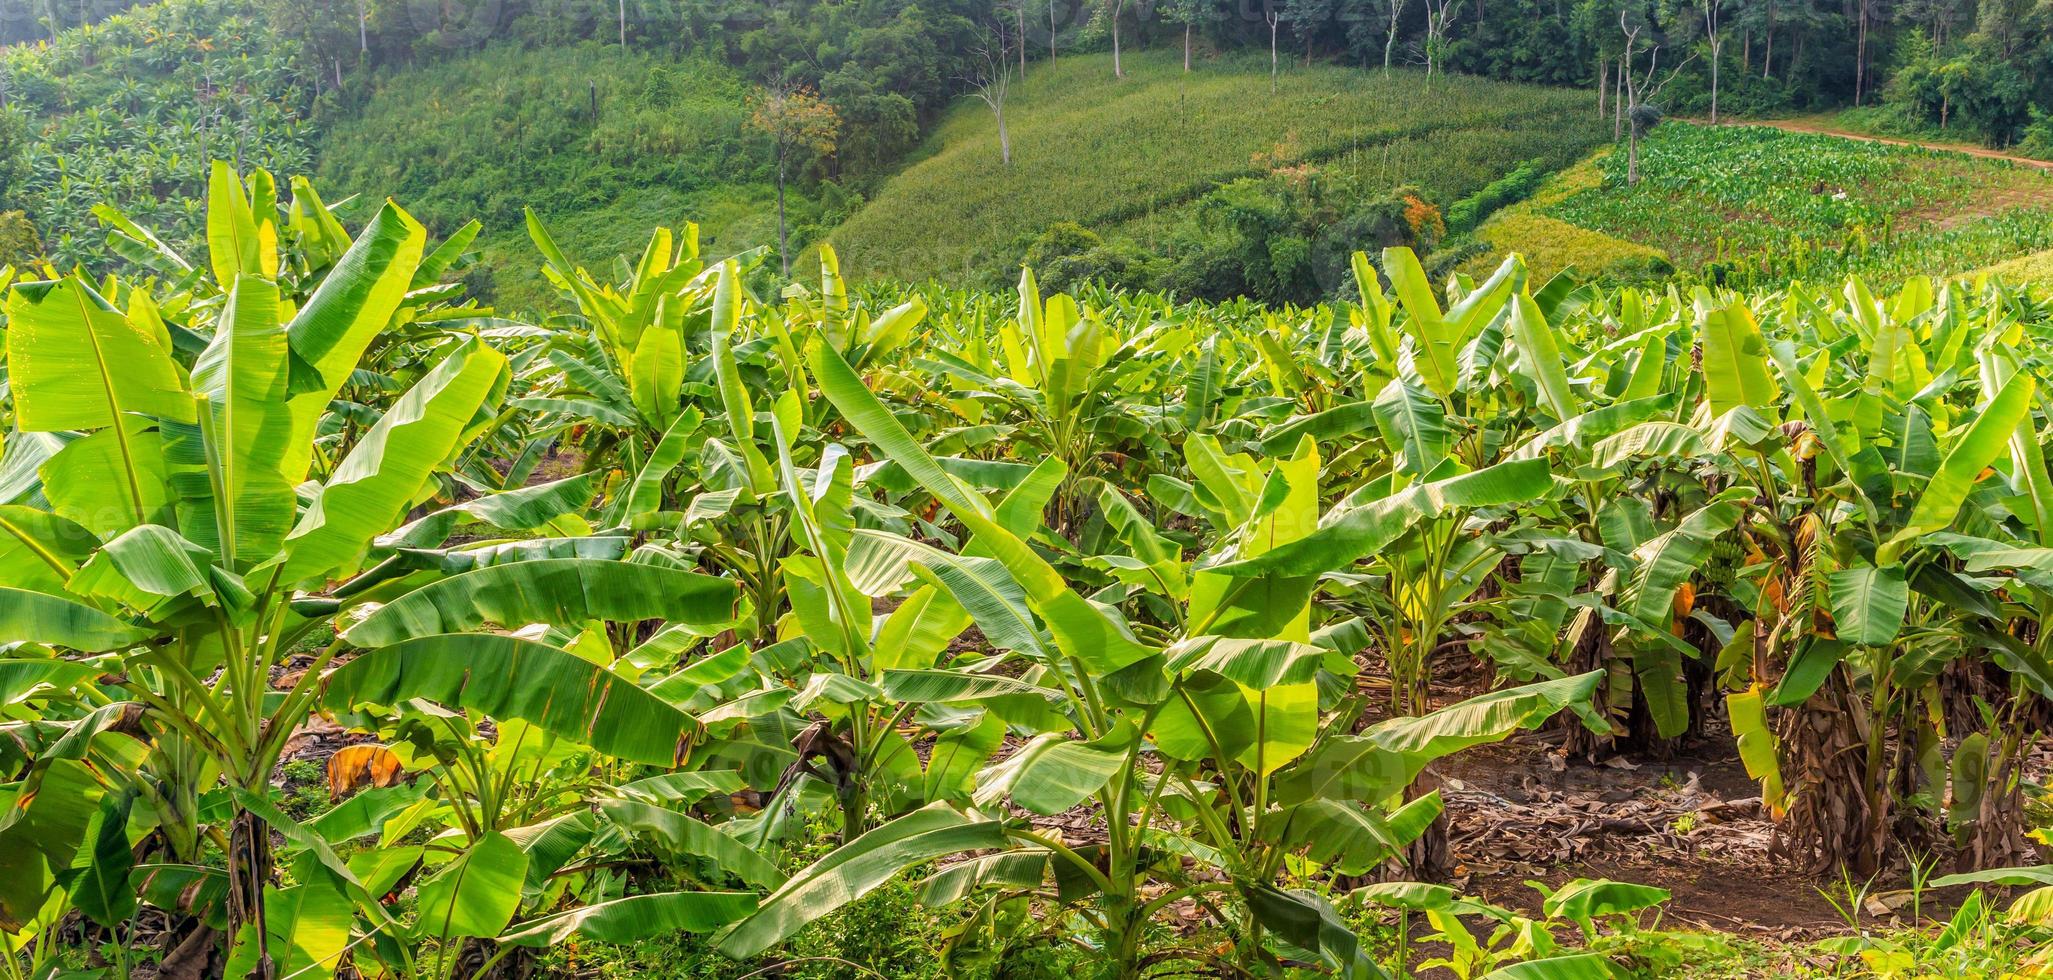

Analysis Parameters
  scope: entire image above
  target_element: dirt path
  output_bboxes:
[1696,116,2053,171]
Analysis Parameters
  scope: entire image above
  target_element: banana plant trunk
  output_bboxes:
[227,805,275,978]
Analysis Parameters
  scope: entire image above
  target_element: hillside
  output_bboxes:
[316,43,789,312]
[0,0,315,268]
[826,51,1604,285]
[1468,122,2053,287]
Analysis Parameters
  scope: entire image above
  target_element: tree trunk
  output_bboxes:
[1019,3,1028,79]
[1383,0,1401,72]
[1853,1,1867,105]
[356,0,367,55]
[1763,27,1772,79]
[618,0,626,47]
[1112,0,1124,78]
[1597,58,1607,119]
[1269,19,1279,92]
[775,144,790,277]
[997,104,1012,164]
[1613,58,1624,139]
[1424,12,1434,75]
[1050,0,1058,64]
[227,808,274,980]
[1709,39,1720,123]
[1184,23,1191,70]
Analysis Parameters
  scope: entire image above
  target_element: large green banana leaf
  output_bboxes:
[1274,672,1600,806]
[0,587,150,651]
[185,274,300,564]
[715,804,1006,959]
[278,337,507,584]
[322,634,703,766]
[1209,458,1553,578]
[340,558,736,646]
[5,275,193,432]
[412,831,527,939]
[501,891,758,947]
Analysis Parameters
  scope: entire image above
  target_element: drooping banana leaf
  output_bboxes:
[322,634,704,766]
[714,803,1005,959]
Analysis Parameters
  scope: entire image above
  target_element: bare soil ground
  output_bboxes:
[1435,732,1849,940]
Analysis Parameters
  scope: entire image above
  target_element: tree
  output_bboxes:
[1284,0,1337,66]
[1383,0,1409,71]
[964,31,1015,165]
[1266,1,1281,91]
[1422,0,1466,75]
[1697,0,1726,121]
[1165,0,1225,70]
[1108,0,1126,77]
[1853,0,1876,103]
[748,83,841,278]
[1618,7,1696,183]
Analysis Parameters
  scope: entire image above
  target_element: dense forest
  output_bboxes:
[259,0,2053,151]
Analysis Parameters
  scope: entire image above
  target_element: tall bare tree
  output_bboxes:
[1618,9,1696,184]
[1109,0,1126,77]
[1698,0,1726,122]
[1384,0,1408,72]
[1422,0,1465,76]
[1266,3,1281,92]
[963,29,1016,166]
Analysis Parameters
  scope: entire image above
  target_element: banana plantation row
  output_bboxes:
[1,164,2050,979]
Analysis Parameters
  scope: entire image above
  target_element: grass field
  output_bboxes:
[1973,246,2053,284]
[1461,153,1674,282]
[317,43,785,311]
[826,50,1604,283]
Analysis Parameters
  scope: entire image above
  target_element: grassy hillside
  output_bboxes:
[317,43,794,311]
[827,51,1604,283]
[1528,122,2053,286]
[1461,153,1674,283]
[1973,247,2053,284]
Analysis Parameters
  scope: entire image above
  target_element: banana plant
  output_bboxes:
[702,335,1601,977]
[1352,877,1670,980]
[1712,276,2053,875]
[915,268,1165,537]
[0,179,743,976]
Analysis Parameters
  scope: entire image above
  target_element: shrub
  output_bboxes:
[1446,160,1545,234]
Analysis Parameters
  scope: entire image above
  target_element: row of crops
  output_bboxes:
[1542,124,2053,288]
[3,165,2053,979]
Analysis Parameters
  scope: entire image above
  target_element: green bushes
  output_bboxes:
[1021,180,1442,305]
[1446,159,1546,234]
[1021,222,1163,295]
[315,44,787,312]
[1882,44,2038,147]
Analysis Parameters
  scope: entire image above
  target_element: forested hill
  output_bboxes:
[0,0,2048,305]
